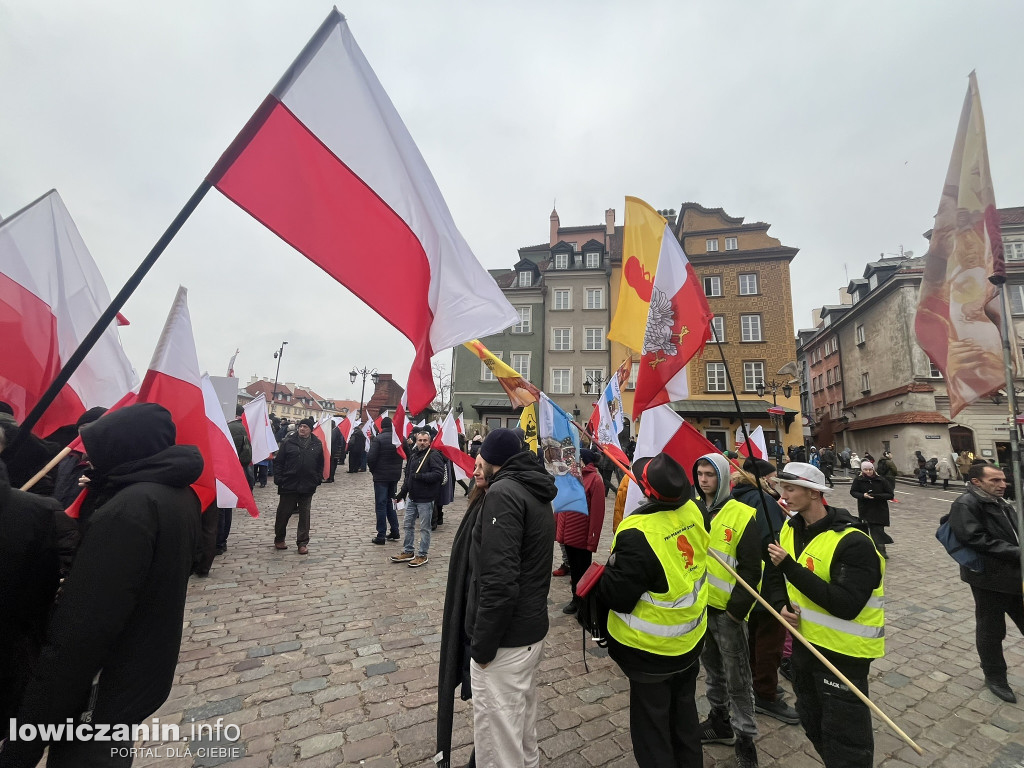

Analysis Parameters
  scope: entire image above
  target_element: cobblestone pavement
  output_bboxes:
[134,471,1024,768]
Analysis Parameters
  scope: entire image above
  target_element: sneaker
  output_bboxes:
[391,551,415,563]
[779,657,794,682]
[735,734,758,768]
[755,694,799,724]
[552,564,570,577]
[408,555,429,568]
[371,537,386,545]
[699,707,735,745]
[986,676,1017,703]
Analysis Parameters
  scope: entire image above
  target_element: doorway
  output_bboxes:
[705,430,727,452]
[949,425,976,455]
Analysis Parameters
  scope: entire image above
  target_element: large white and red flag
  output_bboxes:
[337,412,359,447]
[432,410,474,481]
[631,205,713,419]
[313,415,333,480]
[915,72,1008,416]
[624,405,720,517]
[735,425,767,460]
[0,189,137,436]
[201,375,258,517]
[374,409,389,432]
[360,416,376,443]
[206,10,518,413]
[242,393,279,464]
[392,393,410,459]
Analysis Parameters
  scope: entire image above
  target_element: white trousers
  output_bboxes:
[470,640,545,768]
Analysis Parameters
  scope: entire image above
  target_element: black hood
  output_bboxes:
[0,458,11,510]
[492,451,557,503]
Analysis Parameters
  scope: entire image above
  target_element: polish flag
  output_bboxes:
[392,393,409,459]
[361,417,376,443]
[0,190,137,436]
[432,410,474,481]
[206,10,518,413]
[632,219,713,419]
[201,375,258,517]
[338,412,359,447]
[587,372,630,468]
[735,425,767,460]
[455,411,465,437]
[227,348,239,378]
[624,405,720,517]
[242,393,279,464]
[313,415,333,480]
[374,409,389,432]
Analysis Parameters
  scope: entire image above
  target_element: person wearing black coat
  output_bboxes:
[327,424,344,482]
[0,403,203,768]
[347,426,367,473]
[949,463,1023,702]
[367,419,403,544]
[392,432,445,566]
[273,418,323,555]
[849,461,895,558]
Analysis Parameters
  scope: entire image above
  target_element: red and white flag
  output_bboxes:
[201,375,258,517]
[0,190,137,436]
[735,425,767,460]
[392,394,409,459]
[374,409,389,432]
[587,367,631,468]
[632,222,713,419]
[242,393,278,464]
[337,412,359,447]
[313,415,333,480]
[227,349,239,378]
[432,410,474,481]
[624,405,719,517]
[455,411,465,437]
[361,417,376,443]
[206,10,518,413]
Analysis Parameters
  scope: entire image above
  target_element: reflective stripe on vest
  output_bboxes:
[705,499,757,612]
[780,522,885,658]
[606,500,709,656]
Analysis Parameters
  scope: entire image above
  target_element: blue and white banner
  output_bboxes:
[538,393,587,514]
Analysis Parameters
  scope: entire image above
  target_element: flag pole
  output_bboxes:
[11,181,214,448]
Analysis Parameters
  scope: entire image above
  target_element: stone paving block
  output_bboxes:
[182,696,243,723]
[366,659,399,676]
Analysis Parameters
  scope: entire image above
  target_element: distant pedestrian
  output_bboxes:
[347,426,367,473]
[876,452,898,488]
[849,461,894,558]
[367,417,402,545]
[956,451,973,483]
[392,430,444,567]
[937,456,955,490]
[555,449,605,615]
[273,417,323,554]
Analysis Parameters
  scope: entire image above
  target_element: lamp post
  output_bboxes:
[349,366,379,422]
[756,379,793,470]
[582,371,606,395]
[271,341,288,412]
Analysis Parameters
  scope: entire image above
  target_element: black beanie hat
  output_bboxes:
[579,449,598,466]
[480,428,522,467]
[298,417,315,429]
[743,456,777,477]
[380,416,393,430]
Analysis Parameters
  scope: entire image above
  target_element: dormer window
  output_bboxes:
[851,290,859,304]
[518,270,533,287]
[869,273,878,290]
[585,252,600,269]
[553,253,568,270]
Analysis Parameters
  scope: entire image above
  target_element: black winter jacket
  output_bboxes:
[368,429,404,483]
[398,446,445,503]
[274,435,324,495]
[0,404,203,768]
[731,481,789,612]
[949,487,1022,594]
[849,473,894,526]
[465,451,556,665]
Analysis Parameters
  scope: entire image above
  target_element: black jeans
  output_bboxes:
[628,662,701,768]
[275,492,312,546]
[254,462,268,486]
[747,608,787,700]
[792,650,873,768]
[564,545,593,597]
[971,585,1024,678]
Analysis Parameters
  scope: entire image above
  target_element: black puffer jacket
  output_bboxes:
[274,434,324,495]
[949,487,1022,594]
[368,429,403,483]
[398,445,445,503]
[849,473,894,526]
[465,451,556,665]
[1,404,203,768]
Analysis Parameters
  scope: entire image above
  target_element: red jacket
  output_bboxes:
[555,464,606,552]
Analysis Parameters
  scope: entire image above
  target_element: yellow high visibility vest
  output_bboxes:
[606,500,709,656]
[780,522,885,659]
[706,499,758,612]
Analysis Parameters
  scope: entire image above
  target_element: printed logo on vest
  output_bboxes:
[677,534,694,568]
[724,528,734,543]
[805,556,815,572]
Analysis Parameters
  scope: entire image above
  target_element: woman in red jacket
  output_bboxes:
[557,448,606,614]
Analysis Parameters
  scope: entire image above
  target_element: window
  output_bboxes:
[929,361,943,378]
[725,237,738,251]
[1010,285,1024,315]
[584,327,605,350]
[707,362,727,392]
[627,362,640,390]
[743,362,765,392]
[826,368,833,386]
[553,252,568,270]
[481,351,503,381]
[1007,242,1024,261]
[861,372,870,393]
[552,328,572,351]
[740,314,763,342]
[855,324,865,345]
[851,290,860,304]
[512,306,531,333]
[585,288,604,310]
[869,273,878,290]
[823,314,832,327]
[706,238,719,252]
[830,402,837,418]
[738,273,759,295]
[518,270,533,287]
[704,276,722,297]
[585,252,601,269]
[553,288,571,310]
[707,316,725,343]
[834,365,841,382]
[830,338,839,354]
[583,368,605,389]
[511,352,531,381]
[551,368,571,394]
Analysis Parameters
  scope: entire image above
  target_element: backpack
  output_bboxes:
[935,513,984,573]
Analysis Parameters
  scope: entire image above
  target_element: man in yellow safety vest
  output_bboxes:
[767,462,884,768]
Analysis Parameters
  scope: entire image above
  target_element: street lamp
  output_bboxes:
[271,341,288,410]
[350,366,379,421]
[756,379,793,469]
[582,372,606,395]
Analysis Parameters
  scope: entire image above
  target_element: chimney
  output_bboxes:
[665,208,677,229]
[605,208,615,236]
[550,207,560,246]
[285,382,296,390]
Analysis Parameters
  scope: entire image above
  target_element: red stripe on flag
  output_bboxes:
[663,420,720,483]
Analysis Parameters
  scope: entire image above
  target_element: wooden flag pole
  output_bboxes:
[19,446,71,492]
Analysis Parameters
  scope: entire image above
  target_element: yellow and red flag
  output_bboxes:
[463,339,540,408]
[609,197,666,352]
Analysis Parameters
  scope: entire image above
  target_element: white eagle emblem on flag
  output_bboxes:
[642,286,678,357]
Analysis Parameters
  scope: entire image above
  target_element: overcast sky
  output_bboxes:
[3,1,1023,404]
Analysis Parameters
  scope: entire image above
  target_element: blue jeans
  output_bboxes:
[701,610,757,738]
[374,481,399,539]
[403,500,433,557]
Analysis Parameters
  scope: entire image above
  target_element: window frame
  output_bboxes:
[706,362,727,392]
[738,272,759,295]
[703,275,722,297]
[725,236,738,251]
[706,238,719,252]
[743,361,765,392]
[550,368,572,394]
[855,324,866,345]
[553,288,572,311]
[481,350,504,381]
[585,252,601,269]
[553,252,569,270]
[551,327,572,351]
[510,351,531,382]
[512,305,531,334]
[583,327,606,351]
[585,287,604,310]
[707,315,725,343]
[861,372,871,393]
[627,362,640,390]
[518,270,533,287]
[740,314,763,342]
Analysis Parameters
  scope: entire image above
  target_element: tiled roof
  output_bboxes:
[846,383,935,408]
[557,224,604,233]
[840,411,949,432]
[1000,206,1024,225]
[518,243,550,252]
